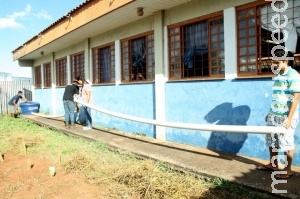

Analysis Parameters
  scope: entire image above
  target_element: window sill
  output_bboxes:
[92,82,115,86]
[167,77,225,82]
[235,74,273,79]
[120,80,154,85]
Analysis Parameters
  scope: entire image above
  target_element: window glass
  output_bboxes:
[121,32,155,82]
[168,15,224,79]
[34,66,42,88]
[56,58,67,86]
[70,52,84,81]
[93,44,115,84]
[237,0,300,75]
[43,63,51,88]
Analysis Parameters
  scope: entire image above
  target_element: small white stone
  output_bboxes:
[49,166,56,177]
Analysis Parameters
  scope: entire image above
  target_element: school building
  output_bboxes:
[12,0,300,165]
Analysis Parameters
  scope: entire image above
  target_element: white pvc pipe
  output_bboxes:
[31,112,64,118]
[74,99,288,135]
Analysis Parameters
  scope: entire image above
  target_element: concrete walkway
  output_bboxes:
[24,115,300,199]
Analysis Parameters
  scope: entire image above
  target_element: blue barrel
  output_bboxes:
[20,102,40,115]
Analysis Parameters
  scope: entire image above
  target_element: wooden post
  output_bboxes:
[26,158,32,170]
[58,149,62,165]
[59,153,61,165]
[22,138,27,155]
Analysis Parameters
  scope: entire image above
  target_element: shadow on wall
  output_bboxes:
[204,102,251,155]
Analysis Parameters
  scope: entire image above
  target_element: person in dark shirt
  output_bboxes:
[8,91,27,118]
[63,77,83,128]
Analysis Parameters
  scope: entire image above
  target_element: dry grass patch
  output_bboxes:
[0,116,278,199]
[58,150,212,198]
[109,159,208,198]
[8,135,43,149]
[62,153,96,173]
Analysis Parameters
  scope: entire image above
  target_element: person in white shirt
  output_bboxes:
[81,79,93,130]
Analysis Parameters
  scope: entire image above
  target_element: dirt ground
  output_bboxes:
[0,153,110,199]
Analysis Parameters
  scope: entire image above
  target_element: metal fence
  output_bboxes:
[0,80,33,115]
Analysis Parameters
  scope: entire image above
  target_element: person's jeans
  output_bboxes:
[63,100,76,125]
[83,106,92,127]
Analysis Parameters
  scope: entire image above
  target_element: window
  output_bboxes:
[237,0,300,76]
[34,66,42,88]
[121,32,155,82]
[92,44,115,84]
[56,57,67,86]
[43,63,51,88]
[70,52,85,81]
[168,14,224,80]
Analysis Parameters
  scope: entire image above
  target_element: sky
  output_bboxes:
[0,1,85,78]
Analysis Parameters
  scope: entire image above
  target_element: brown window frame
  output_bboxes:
[34,65,42,88]
[70,52,85,81]
[55,57,67,87]
[168,12,224,80]
[121,31,155,83]
[92,43,115,84]
[236,1,300,77]
[43,62,51,88]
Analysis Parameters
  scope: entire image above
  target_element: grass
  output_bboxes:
[0,116,278,199]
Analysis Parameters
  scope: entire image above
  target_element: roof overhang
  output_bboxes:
[13,0,192,63]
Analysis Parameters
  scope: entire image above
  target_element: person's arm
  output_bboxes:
[73,85,80,99]
[85,89,91,103]
[13,100,18,110]
[285,92,300,128]
[137,73,145,80]
[74,90,80,98]
[73,86,80,112]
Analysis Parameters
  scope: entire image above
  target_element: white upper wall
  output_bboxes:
[164,0,256,26]
[90,15,155,48]
[54,40,86,60]
[89,0,257,48]
[33,54,52,67]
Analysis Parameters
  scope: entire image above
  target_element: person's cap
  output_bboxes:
[85,79,92,85]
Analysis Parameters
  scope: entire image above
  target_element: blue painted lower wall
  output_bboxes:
[165,78,300,165]
[37,84,155,137]
[34,78,300,166]
[35,89,52,115]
